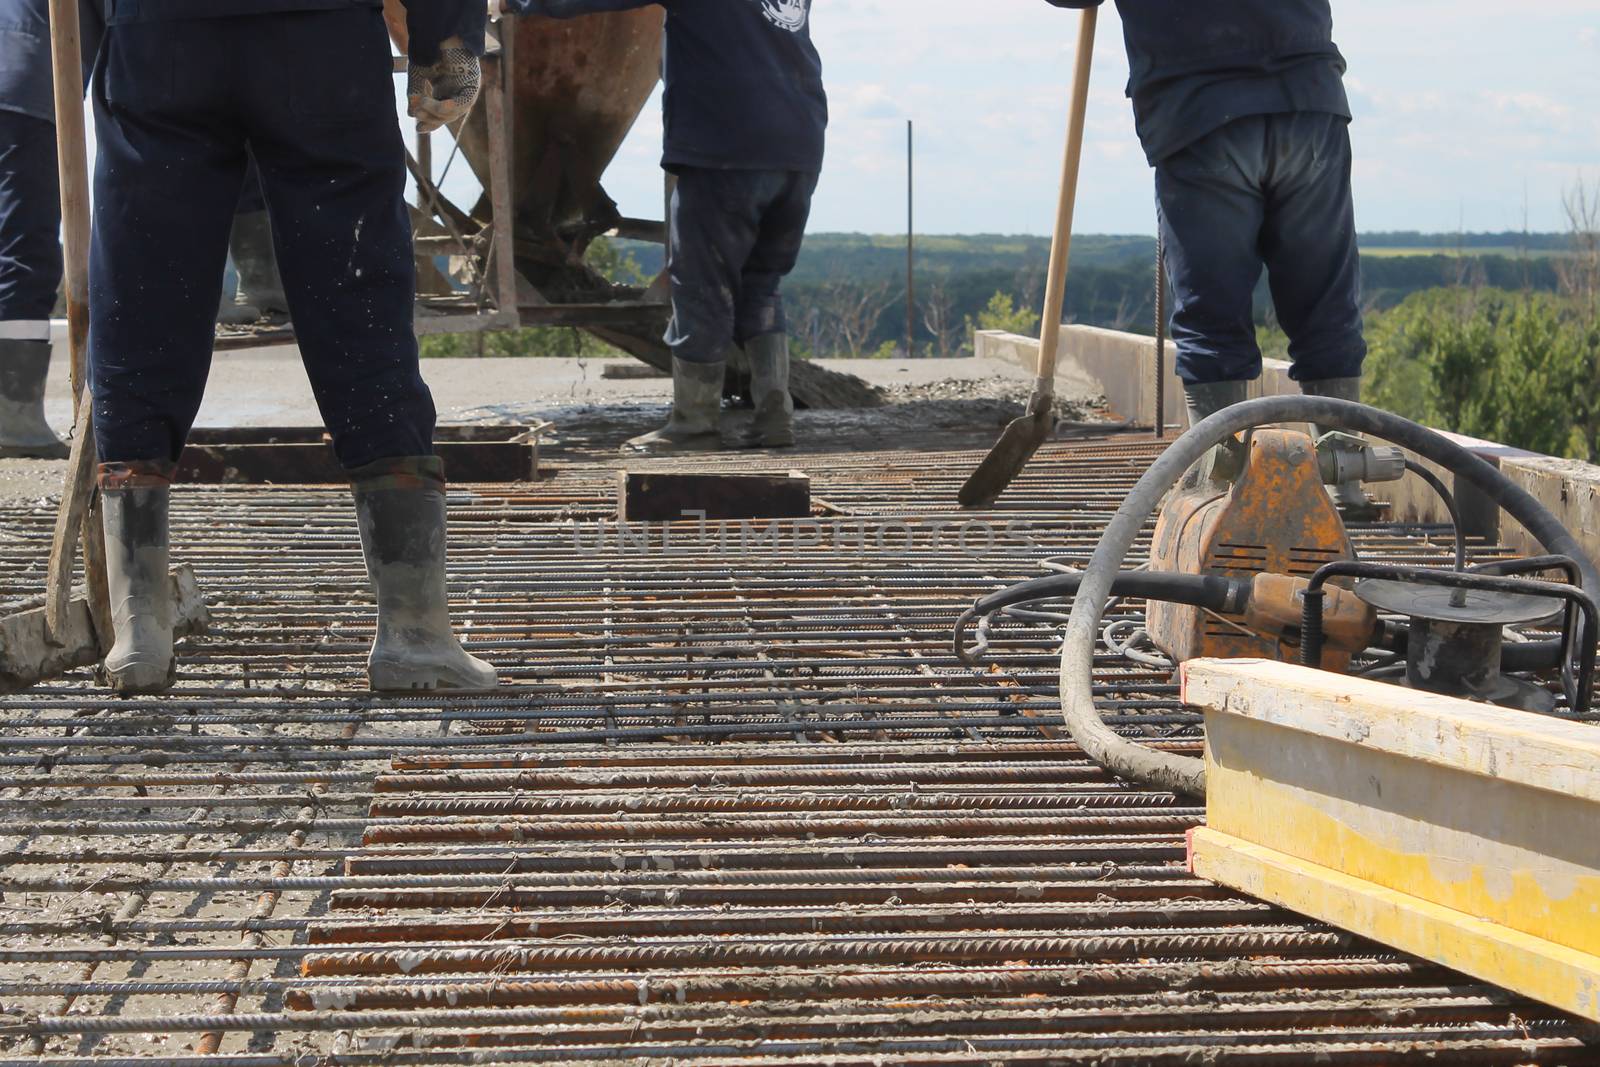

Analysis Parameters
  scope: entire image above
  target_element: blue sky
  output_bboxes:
[581,0,1600,236]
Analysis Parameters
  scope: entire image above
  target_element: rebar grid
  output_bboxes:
[1,436,1594,1063]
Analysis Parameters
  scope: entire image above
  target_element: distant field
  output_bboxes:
[1360,245,1569,258]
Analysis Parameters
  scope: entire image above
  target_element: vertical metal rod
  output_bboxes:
[1153,230,1167,440]
[906,119,915,359]
[483,42,519,330]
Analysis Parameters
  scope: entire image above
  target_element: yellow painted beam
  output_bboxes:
[1190,827,1600,1023]
[1182,658,1600,804]
[1183,658,1600,1021]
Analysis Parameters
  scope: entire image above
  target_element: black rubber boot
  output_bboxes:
[1301,377,1382,520]
[1182,379,1249,484]
[0,339,68,459]
[623,356,726,454]
[217,211,288,326]
[351,457,498,692]
[738,333,795,449]
[99,462,177,695]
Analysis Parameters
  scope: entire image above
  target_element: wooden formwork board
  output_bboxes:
[1183,658,1600,1022]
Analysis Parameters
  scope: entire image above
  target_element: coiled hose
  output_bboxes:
[1057,395,1599,800]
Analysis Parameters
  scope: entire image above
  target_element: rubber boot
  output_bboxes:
[99,462,176,695]
[622,356,726,454]
[351,457,499,692]
[1301,377,1381,520]
[217,211,288,326]
[738,333,795,449]
[1182,379,1249,484]
[0,339,69,459]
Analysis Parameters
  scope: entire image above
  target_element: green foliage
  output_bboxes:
[1364,288,1600,460]
[585,236,649,287]
[972,291,1041,336]
[1255,323,1290,363]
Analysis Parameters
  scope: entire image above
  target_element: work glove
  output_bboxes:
[407,37,481,134]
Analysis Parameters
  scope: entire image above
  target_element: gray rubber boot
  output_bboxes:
[738,333,795,449]
[1301,377,1381,519]
[218,211,288,326]
[99,463,176,695]
[0,339,69,459]
[1183,379,1249,430]
[351,457,499,692]
[622,356,726,454]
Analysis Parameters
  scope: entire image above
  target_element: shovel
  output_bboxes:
[959,6,1097,508]
[40,0,110,648]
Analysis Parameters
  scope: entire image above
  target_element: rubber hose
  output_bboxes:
[955,571,1242,665]
[1402,458,1467,571]
[1058,395,1599,800]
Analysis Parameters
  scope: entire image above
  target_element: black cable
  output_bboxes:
[955,571,1245,666]
[1402,458,1466,571]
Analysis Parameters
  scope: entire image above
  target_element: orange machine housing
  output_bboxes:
[1147,428,1355,670]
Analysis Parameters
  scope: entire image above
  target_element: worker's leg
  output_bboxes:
[1258,112,1365,386]
[626,167,765,454]
[243,9,435,470]
[734,171,818,449]
[88,21,247,694]
[1258,112,1373,515]
[243,10,492,691]
[1154,116,1270,391]
[0,109,68,457]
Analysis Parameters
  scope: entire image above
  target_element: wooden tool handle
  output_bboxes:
[1033,6,1097,393]
[44,0,107,645]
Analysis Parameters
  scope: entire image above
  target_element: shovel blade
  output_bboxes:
[958,405,1056,508]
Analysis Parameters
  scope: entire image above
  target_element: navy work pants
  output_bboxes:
[89,9,435,468]
[0,109,62,339]
[664,167,818,364]
[1155,111,1365,385]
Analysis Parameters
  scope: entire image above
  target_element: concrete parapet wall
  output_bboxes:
[974,324,1600,567]
[975,326,1292,430]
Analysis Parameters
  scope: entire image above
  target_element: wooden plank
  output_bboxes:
[1,566,210,695]
[1185,658,1600,1020]
[174,440,538,484]
[184,425,539,445]
[1189,828,1600,1023]
[1182,658,1600,805]
[617,470,812,523]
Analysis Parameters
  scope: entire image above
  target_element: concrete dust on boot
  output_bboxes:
[623,355,728,454]
[351,457,498,692]
[0,339,69,460]
[99,467,177,695]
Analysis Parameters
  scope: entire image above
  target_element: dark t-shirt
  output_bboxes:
[1048,0,1351,164]
[507,0,828,174]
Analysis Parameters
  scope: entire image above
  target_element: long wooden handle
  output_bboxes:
[1033,6,1097,391]
[44,0,106,645]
